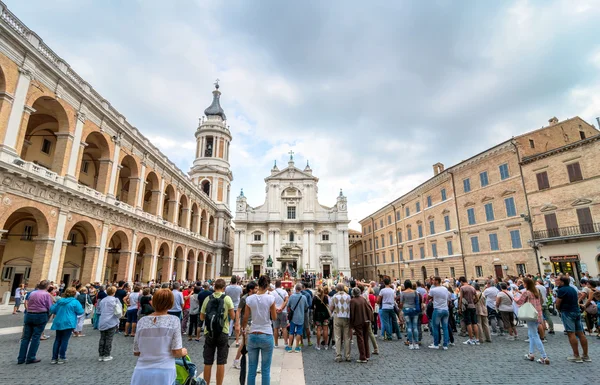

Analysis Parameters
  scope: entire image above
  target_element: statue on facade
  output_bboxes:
[267,255,273,268]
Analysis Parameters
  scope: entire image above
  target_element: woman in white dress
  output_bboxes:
[131,288,188,385]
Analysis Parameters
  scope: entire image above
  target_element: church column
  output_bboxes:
[126,231,137,282]
[94,223,110,282]
[267,230,274,263]
[135,162,147,209]
[141,253,153,282]
[303,229,310,271]
[47,209,68,282]
[215,250,223,277]
[156,178,166,219]
[106,137,121,201]
[274,229,281,269]
[216,216,225,242]
[64,112,86,187]
[0,67,32,157]
[310,230,317,274]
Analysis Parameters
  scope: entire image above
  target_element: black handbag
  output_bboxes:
[288,295,301,322]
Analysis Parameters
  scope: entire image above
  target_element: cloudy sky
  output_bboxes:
[8,0,600,229]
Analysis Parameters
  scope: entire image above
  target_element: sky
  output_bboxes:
[7,0,600,230]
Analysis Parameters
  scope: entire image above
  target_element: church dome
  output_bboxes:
[204,82,227,120]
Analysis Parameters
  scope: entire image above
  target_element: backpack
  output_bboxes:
[204,294,226,338]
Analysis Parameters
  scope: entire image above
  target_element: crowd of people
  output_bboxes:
[11,270,599,384]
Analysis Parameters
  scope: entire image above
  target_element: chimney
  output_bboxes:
[548,117,559,125]
[433,162,444,176]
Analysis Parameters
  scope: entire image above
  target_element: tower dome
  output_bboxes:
[204,81,227,120]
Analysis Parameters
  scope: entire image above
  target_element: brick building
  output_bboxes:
[359,117,599,282]
[521,132,600,279]
[0,3,233,298]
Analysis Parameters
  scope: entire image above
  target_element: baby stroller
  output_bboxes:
[175,355,206,385]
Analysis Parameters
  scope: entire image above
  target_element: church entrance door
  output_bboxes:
[322,264,330,279]
[253,265,261,279]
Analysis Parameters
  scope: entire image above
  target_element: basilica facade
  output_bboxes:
[0,3,233,299]
[233,156,350,279]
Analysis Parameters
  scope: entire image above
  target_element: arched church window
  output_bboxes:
[202,180,211,196]
[205,137,213,157]
[289,232,295,242]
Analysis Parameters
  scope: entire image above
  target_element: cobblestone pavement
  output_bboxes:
[301,318,600,385]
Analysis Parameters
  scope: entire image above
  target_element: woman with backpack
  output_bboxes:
[242,275,277,385]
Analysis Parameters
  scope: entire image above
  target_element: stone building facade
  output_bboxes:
[234,157,350,279]
[521,133,600,279]
[0,3,233,298]
[359,116,599,282]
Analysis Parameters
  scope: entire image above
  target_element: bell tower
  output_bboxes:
[189,81,233,208]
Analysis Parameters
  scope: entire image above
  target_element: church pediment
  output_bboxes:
[265,166,318,182]
[540,204,557,212]
[571,198,592,206]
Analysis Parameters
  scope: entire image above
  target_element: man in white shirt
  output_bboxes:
[483,280,501,335]
[272,280,289,348]
[377,277,401,341]
[427,276,450,350]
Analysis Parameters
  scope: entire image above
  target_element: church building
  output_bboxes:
[233,155,350,279]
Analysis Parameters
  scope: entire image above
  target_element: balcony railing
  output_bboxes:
[533,223,600,240]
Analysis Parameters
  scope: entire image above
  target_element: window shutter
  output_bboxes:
[567,163,583,182]
[544,213,558,237]
[536,172,549,190]
[576,207,593,233]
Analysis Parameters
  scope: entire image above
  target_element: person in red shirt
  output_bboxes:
[182,284,193,334]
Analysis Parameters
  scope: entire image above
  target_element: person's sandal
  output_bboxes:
[537,357,550,365]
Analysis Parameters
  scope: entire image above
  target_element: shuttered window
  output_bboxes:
[544,213,559,237]
[536,171,550,190]
[567,162,583,183]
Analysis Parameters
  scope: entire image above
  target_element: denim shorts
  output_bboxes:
[561,311,583,333]
[289,322,304,336]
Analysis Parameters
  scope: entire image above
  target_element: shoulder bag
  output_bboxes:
[517,293,538,322]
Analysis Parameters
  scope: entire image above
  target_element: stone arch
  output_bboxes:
[20,96,71,175]
[105,230,130,282]
[206,253,213,280]
[190,202,200,233]
[143,171,160,215]
[174,245,185,280]
[62,220,98,285]
[0,206,52,289]
[116,154,139,205]
[177,194,189,228]
[163,184,176,222]
[80,131,112,193]
[200,209,208,237]
[208,216,215,241]
[157,241,171,283]
[201,179,211,197]
[186,249,195,281]
[135,236,153,283]
[198,251,205,280]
